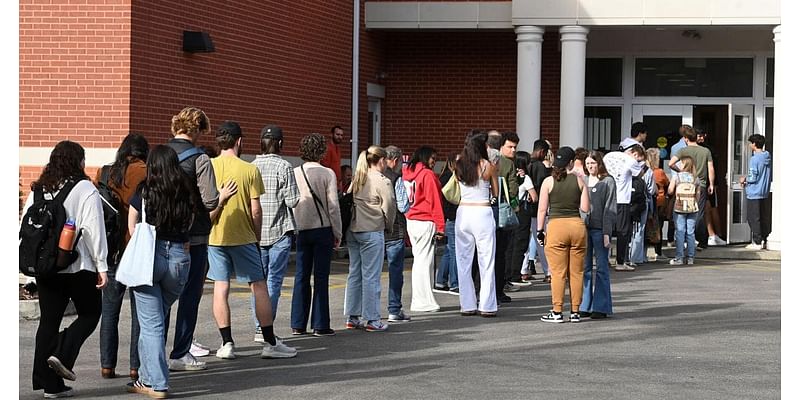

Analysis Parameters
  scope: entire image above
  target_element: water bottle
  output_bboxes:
[57,219,76,267]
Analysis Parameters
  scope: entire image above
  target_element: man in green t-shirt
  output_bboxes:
[668,127,715,251]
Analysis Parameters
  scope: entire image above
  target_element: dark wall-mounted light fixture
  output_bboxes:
[183,31,215,53]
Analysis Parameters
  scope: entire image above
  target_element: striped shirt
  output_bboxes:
[252,154,300,246]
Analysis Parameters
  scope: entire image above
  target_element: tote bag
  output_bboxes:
[498,176,519,229]
[116,199,155,287]
[442,171,461,205]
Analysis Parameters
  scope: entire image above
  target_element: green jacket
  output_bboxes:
[498,156,519,209]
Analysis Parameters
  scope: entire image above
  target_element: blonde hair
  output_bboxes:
[680,155,696,175]
[646,148,660,170]
[171,107,210,138]
[350,145,386,194]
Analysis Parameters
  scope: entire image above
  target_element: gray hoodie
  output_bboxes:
[584,176,617,236]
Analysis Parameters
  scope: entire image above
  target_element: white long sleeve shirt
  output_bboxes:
[21,179,109,274]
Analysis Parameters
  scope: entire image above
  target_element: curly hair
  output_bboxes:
[299,133,327,162]
[171,107,210,138]
[32,140,89,193]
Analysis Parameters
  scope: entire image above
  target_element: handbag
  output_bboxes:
[442,171,461,205]
[498,176,519,229]
[116,199,156,287]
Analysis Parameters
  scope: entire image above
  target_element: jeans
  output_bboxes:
[344,230,385,322]
[580,229,613,315]
[747,197,771,244]
[167,243,207,360]
[251,235,291,328]
[629,199,650,264]
[528,217,550,275]
[435,220,458,289]
[673,211,698,259]
[385,238,406,315]
[100,267,140,370]
[508,212,532,282]
[291,227,333,330]
[132,240,190,391]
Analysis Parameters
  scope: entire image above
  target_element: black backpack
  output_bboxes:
[630,175,647,217]
[96,165,125,266]
[19,179,83,277]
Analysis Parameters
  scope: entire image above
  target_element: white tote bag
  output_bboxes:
[116,199,155,287]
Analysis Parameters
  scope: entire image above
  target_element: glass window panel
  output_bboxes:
[766,58,774,98]
[635,58,753,97]
[586,58,623,97]
[765,107,773,183]
[733,191,743,224]
[583,106,621,151]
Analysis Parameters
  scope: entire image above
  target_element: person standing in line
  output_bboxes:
[164,107,220,372]
[697,130,726,247]
[321,125,345,183]
[669,127,715,254]
[382,145,413,322]
[604,144,644,271]
[629,145,655,266]
[125,145,201,398]
[487,130,519,302]
[435,152,460,295]
[508,150,536,287]
[455,131,499,317]
[96,133,148,381]
[24,141,109,398]
[537,147,590,323]
[402,146,445,313]
[668,156,701,265]
[251,125,300,337]
[741,134,772,250]
[665,125,692,246]
[578,151,616,320]
[646,148,670,261]
[344,146,396,332]
[206,121,297,360]
[526,139,552,283]
[291,133,342,336]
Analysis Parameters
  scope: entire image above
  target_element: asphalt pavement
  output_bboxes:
[18,255,780,399]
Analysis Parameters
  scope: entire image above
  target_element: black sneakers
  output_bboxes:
[540,310,564,323]
[569,312,581,323]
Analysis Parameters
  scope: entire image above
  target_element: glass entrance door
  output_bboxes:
[632,105,693,170]
[727,104,754,243]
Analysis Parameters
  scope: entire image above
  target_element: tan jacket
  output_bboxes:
[350,170,396,233]
[293,162,343,240]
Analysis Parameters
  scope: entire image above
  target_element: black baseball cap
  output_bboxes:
[261,124,283,140]
[553,146,575,168]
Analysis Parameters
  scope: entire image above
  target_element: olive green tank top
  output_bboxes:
[549,173,581,219]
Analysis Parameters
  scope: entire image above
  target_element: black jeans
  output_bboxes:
[507,212,532,282]
[747,198,771,244]
[695,190,709,247]
[99,267,140,370]
[614,204,632,265]
[33,270,101,393]
[495,229,511,296]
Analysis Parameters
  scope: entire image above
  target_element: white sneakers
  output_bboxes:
[168,353,207,371]
[261,339,298,359]
[708,235,727,246]
[189,339,210,357]
[745,242,763,250]
[215,342,236,360]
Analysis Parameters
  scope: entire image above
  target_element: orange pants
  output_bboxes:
[544,217,587,313]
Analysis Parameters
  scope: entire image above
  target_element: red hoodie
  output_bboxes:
[402,162,445,232]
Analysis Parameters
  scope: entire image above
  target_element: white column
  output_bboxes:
[559,26,589,149]
[768,26,781,251]
[515,26,544,153]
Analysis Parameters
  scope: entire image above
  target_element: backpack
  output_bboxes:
[19,179,83,278]
[630,175,647,217]
[96,165,125,266]
[674,172,699,214]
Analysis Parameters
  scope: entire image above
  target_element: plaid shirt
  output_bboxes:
[252,154,300,246]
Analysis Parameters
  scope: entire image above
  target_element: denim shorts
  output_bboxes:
[207,244,266,283]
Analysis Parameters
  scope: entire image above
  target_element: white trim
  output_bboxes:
[20,147,118,168]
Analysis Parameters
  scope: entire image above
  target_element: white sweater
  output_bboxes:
[21,179,109,274]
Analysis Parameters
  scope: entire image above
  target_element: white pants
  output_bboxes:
[406,219,441,312]
[455,206,497,313]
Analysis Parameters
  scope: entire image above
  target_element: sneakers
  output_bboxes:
[345,317,365,330]
[312,328,336,337]
[215,342,236,360]
[540,310,564,323]
[44,386,74,399]
[498,294,512,303]
[432,285,451,294]
[448,287,460,295]
[189,340,210,357]
[615,264,635,271]
[509,280,532,287]
[168,353,207,371]
[388,310,411,323]
[745,242,763,250]
[261,339,297,358]
[47,356,76,381]
[708,235,727,246]
[590,312,608,319]
[504,283,521,292]
[254,326,264,343]
[686,258,694,265]
[569,312,581,323]
[291,328,308,336]
[669,258,684,265]
[364,320,389,332]
[126,380,168,399]
[667,241,675,248]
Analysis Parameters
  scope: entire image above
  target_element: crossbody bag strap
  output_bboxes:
[300,165,326,226]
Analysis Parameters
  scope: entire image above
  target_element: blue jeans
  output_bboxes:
[528,217,550,275]
[100,267,140,369]
[629,199,650,264]
[580,229,613,315]
[385,238,406,315]
[167,243,207,360]
[251,235,292,327]
[291,228,333,330]
[674,211,698,259]
[344,230,384,322]
[132,240,190,391]
[435,220,458,289]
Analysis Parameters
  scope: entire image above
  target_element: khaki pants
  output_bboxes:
[544,217,587,313]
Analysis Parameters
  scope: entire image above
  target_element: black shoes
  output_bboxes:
[313,328,336,337]
[498,294,512,303]
[590,312,608,319]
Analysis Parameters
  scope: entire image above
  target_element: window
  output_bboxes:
[635,58,753,97]
[766,58,774,98]
[585,58,623,97]
[584,106,622,150]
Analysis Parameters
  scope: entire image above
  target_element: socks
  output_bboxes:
[260,325,276,346]
[219,326,233,345]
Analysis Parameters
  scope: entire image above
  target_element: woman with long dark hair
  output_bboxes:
[23,140,109,398]
[455,131,499,317]
[402,146,446,313]
[579,151,616,319]
[537,147,590,323]
[126,145,200,398]
[96,133,149,381]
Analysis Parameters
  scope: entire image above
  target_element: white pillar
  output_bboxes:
[768,26,781,251]
[515,26,544,153]
[558,26,589,149]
